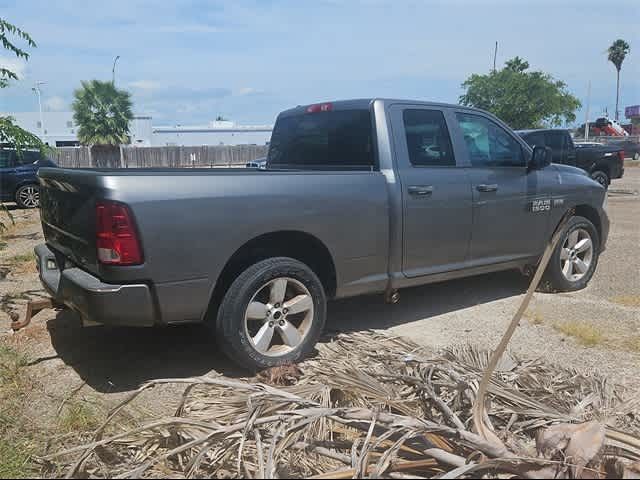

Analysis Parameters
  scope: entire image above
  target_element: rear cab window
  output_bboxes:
[522,132,545,148]
[268,107,375,170]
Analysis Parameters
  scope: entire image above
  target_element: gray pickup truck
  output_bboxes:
[35,99,609,370]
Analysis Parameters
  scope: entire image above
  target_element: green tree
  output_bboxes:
[0,19,44,228]
[0,18,44,151]
[459,57,581,130]
[607,39,630,121]
[72,80,133,146]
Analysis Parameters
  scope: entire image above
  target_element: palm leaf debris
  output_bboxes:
[42,331,640,479]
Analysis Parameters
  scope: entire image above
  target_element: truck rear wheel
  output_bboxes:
[542,216,599,292]
[590,171,609,189]
[214,257,326,371]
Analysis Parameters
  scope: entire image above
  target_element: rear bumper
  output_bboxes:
[35,244,156,327]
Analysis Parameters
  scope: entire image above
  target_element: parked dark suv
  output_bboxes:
[0,148,57,208]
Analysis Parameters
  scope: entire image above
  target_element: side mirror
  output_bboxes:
[529,145,552,171]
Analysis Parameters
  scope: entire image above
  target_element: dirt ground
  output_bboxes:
[0,166,639,476]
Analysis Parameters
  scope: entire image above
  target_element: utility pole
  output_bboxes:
[112,55,120,85]
[493,41,498,72]
[584,81,591,141]
[31,81,46,141]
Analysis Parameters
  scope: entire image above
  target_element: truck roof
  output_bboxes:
[516,128,569,135]
[278,98,479,117]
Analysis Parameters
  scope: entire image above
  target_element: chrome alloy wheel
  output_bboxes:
[560,228,594,282]
[18,186,40,208]
[244,277,314,357]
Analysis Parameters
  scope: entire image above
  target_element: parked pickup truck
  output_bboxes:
[35,99,609,370]
[517,128,625,188]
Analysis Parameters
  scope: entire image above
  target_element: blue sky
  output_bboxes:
[1,0,638,126]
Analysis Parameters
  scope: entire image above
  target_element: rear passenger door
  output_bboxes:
[389,105,472,277]
[453,112,549,264]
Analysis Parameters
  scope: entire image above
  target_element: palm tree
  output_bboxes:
[72,80,133,166]
[607,39,630,121]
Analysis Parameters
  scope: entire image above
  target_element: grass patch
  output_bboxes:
[610,295,640,308]
[0,345,36,478]
[58,400,101,434]
[524,310,544,325]
[553,321,605,347]
[7,252,35,265]
[0,240,7,251]
[0,438,34,479]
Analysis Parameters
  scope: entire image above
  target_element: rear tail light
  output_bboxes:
[618,151,625,162]
[96,201,143,265]
[306,102,333,113]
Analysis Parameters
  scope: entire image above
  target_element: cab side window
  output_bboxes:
[456,113,524,167]
[14,150,42,166]
[403,109,456,167]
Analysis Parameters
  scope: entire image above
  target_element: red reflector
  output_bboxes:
[96,201,143,265]
[306,102,333,113]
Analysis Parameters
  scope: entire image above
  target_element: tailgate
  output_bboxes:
[38,168,100,274]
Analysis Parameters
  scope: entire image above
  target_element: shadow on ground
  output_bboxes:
[47,269,528,393]
[47,311,244,393]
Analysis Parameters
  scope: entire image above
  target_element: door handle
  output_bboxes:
[476,184,498,192]
[408,185,434,197]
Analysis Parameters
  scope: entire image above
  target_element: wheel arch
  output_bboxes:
[591,162,610,177]
[205,230,337,322]
[567,204,603,245]
[13,179,40,197]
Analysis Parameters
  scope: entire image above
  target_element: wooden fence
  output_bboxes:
[52,145,269,169]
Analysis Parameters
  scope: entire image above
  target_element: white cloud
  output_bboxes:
[0,56,27,80]
[154,24,222,34]
[129,80,162,91]
[235,87,263,96]
[44,96,67,111]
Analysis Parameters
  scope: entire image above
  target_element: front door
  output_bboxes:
[390,106,472,278]
[453,112,549,264]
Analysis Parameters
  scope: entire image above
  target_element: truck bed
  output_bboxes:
[38,167,391,323]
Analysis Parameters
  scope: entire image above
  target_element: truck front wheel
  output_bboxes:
[542,216,599,292]
[214,257,326,371]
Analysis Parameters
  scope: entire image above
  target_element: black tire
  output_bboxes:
[542,216,599,292]
[15,184,40,209]
[214,257,326,371]
[590,170,609,190]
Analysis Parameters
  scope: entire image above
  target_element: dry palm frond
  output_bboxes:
[41,331,640,479]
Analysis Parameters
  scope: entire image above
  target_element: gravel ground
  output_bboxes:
[0,167,638,412]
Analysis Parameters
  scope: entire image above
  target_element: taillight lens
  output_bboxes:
[306,102,333,113]
[618,151,625,162]
[96,201,143,265]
